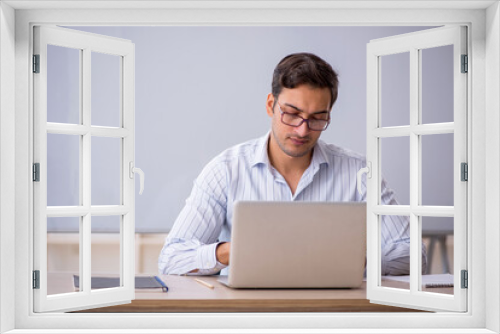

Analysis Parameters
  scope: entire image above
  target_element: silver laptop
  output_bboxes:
[218,201,366,289]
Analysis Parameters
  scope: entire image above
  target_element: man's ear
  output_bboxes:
[266,93,275,118]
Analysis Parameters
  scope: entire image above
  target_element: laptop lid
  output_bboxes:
[223,201,366,288]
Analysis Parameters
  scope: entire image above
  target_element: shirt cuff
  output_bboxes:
[195,242,228,274]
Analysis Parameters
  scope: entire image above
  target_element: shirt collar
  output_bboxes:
[251,132,272,167]
[312,139,330,168]
[252,132,330,168]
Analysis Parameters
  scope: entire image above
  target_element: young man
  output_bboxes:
[158,53,426,276]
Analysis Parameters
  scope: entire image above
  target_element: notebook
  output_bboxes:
[218,201,367,289]
[73,275,168,292]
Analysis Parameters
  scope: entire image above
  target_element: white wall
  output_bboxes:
[486,3,500,332]
[0,2,16,333]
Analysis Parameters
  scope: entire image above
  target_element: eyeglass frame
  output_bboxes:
[276,101,331,131]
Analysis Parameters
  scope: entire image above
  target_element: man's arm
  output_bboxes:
[189,242,230,273]
[158,161,229,275]
[215,242,230,265]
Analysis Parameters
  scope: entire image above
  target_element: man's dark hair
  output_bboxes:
[272,53,339,109]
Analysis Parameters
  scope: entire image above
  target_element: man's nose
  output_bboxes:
[295,120,310,137]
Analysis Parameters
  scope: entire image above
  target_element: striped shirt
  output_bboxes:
[158,133,426,276]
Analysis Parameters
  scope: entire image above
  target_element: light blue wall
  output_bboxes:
[47,26,453,233]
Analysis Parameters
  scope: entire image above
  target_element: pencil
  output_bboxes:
[194,278,214,289]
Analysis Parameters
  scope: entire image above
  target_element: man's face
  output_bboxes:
[266,85,331,159]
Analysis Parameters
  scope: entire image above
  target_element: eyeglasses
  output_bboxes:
[277,102,330,131]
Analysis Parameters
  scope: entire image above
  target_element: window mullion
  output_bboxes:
[82,47,92,294]
[375,54,382,286]
[409,47,420,293]
[122,52,135,293]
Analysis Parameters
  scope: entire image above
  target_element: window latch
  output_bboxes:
[357,162,372,195]
[129,162,145,195]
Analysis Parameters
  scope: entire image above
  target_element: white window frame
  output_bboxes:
[33,25,136,313]
[1,1,498,333]
[366,26,468,312]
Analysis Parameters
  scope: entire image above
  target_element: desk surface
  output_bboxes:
[67,275,452,313]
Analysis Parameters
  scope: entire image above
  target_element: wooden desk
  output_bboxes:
[70,275,451,313]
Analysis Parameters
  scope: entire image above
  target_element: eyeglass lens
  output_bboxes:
[281,111,328,131]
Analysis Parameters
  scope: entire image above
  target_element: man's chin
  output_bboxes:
[283,146,312,158]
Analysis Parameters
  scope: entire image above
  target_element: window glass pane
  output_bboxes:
[421,45,454,124]
[421,134,454,206]
[47,134,80,206]
[380,215,410,290]
[381,137,409,205]
[47,217,80,295]
[422,217,454,295]
[47,45,80,124]
[91,52,121,127]
[91,216,121,290]
[381,52,410,127]
[91,137,121,205]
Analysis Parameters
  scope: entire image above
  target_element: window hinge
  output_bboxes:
[33,54,40,73]
[461,54,468,73]
[461,270,468,289]
[33,163,40,182]
[461,162,468,181]
[33,270,40,289]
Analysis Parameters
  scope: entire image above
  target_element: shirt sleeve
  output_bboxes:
[158,160,229,275]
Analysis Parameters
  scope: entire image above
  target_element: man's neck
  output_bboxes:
[267,136,313,177]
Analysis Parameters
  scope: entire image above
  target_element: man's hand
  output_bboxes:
[216,242,231,265]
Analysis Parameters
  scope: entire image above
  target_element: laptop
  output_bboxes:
[218,201,367,289]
